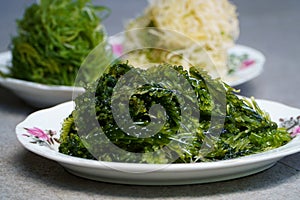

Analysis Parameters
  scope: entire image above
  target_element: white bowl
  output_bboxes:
[0,52,84,108]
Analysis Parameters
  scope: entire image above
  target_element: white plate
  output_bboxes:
[16,99,300,185]
[225,44,265,86]
[0,52,84,108]
[0,44,264,108]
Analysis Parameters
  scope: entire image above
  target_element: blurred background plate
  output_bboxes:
[225,44,265,86]
[0,51,84,108]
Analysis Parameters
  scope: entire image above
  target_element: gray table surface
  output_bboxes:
[1,0,300,199]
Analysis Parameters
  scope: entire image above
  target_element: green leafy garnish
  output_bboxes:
[8,0,111,86]
[59,63,291,163]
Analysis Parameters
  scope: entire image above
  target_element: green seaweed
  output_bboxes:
[59,63,291,163]
[8,0,111,86]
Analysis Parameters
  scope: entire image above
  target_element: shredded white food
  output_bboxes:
[124,0,239,78]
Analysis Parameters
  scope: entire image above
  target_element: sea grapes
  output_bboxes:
[59,63,291,163]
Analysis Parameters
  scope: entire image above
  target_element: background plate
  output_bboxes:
[0,51,84,108]
[225,44,265,86]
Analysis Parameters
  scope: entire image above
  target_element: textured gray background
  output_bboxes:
[0,0,300,199]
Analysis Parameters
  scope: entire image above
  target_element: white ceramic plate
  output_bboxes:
[0,52,84,108]
[225,44,265,86]
[16,99,300,185]
[0,44,263,108]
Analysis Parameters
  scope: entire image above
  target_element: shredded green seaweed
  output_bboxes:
[7,0,111,86]
[59,63,291,163]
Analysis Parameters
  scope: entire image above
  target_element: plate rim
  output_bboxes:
[0,76,83,92]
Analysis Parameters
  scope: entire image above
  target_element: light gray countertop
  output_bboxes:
[0,0,300,199]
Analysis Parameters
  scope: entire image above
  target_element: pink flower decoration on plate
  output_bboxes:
[241,59,255,70]
[23,127,59,149]
[24,127,50,142]
[112,44,123,57]
[291,126,300,137]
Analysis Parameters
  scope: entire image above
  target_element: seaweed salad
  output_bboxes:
[8,0,110,86]
[59,63,291,163]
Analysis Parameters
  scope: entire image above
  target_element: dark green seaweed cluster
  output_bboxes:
[59,63,291,163]
[8,0,110,85]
